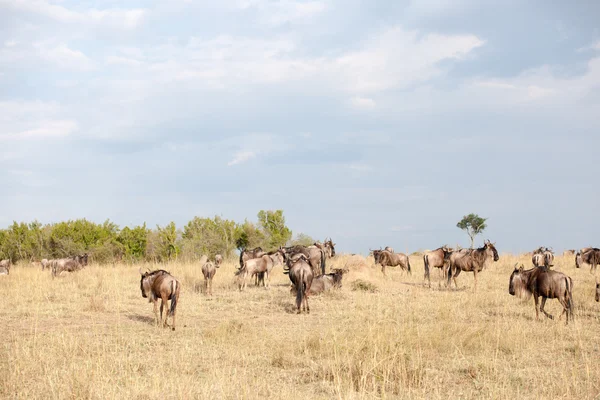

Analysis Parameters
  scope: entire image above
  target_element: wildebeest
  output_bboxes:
[563,249,575,257]
[202,261,219,296]
[284,254,314,314]
[532,247,554,268]
[214,254,223,266]
[423,246,453,287]
[0,259,11,275]
[237,250,286,291]
[51,254,88,278]
[139,269,180,331]
[239,247,265,269]
[447,240,499,290]
[376,250,411,276]
[292,268,348,296]
[509,264,574,325]
[575,247,600,273]
[282,245,326,276]
[41,259,50,271]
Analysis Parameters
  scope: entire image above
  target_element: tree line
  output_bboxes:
[0,210,312,264]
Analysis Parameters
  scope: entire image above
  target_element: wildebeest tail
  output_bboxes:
[320,249,326,276]
[565,277,574,320]
[423,255,429,280]
[407,258,412,275]
[296,269,304,310]
[170,280,178,316]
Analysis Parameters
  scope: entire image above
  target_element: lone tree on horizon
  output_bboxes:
[457,213,487,249]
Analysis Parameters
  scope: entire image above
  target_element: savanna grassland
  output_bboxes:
[1,253,599,399]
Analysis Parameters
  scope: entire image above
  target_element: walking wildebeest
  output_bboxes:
[139,268,180,331]
[447,240,499,290]
[509,264,574,325]
[423,246,453,287]
[237,250,286,291]
[0,259,11,275]
[214,254,223,266]
[282,245,326,276]
[284,254,314,314]
[376,250,411,276]
[532,247,554,268]
[202,261,219,296]
[51,254,88,278]
[575,247,600,273]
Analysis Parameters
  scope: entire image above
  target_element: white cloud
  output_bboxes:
[0,0,146,29]
[106,55,143,67]
[0,101,78,141]
[349,96,376,110]
[36,43,94,70]
[234,0,326,26]
[227,150,257,166]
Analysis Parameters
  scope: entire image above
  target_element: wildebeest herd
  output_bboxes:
[2,240,599,329]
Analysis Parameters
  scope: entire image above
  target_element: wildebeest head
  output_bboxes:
[575,251,582,268]
[139,268,169,299]
[441,245,453,260]
[509,264,526,297]
[325,238,336,257]
[484,240,499,262]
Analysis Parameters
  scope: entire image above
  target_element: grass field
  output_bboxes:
[1,253,599,399]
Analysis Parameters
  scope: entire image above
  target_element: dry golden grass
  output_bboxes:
[1,253,599,399]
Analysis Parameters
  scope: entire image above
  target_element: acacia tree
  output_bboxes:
[257,210,292,250]
[456,214,487,249]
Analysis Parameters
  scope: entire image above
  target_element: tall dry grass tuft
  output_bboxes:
[0,254,599,399]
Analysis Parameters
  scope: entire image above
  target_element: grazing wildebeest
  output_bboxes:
[376,250,411,276]
[509,264,574,324]
[51,254,88,278]
[423,246,453,287]
[237,250,286,291]
[532,247,554,268]
[299,268,347,295]
[575,247,600,273]
[284,254,314,314]
[214,254,223,266]
[0,259,11,275]
[447,240,499,290]
[202,261,219,296]
[563,249,575,257]
[282,245,326,276]
[139,269,180,330]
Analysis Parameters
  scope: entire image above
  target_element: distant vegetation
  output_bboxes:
[0,210,311,264]
[456,213,487,249]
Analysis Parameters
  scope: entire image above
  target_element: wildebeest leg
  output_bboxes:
[533,294,540,320]
[153,299,160,326]
[381,265,386,276]
[160,300,165,327]
[540,297,553,320]
[473,270,478,292]
[452,268,461,289]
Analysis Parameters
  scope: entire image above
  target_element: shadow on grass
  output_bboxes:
[126,314,155,326]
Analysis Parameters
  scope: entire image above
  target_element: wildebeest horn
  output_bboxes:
[138,267,144,275]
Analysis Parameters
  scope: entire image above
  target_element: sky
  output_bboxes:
[1,0,599,255]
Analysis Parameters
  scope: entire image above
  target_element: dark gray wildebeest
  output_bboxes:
[447,240,499,290]
[237,250,286,291]
[0,259,11,275]
[51,254,89,278]
[509,264,574,325]
[284,254,314,314]
[376,250,411,276]
[139,269,180,331]
[532,247,554,268]
[297,268,348,296]
[214,254,223,266]
[423,246,453,287]
[282,245,326,277]
[202,261,219,296]
[575,247,600,273]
